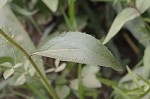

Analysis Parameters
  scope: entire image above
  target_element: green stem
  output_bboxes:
[78,64,84,99]
[28,16,43,35]
[0,28,58,99]
[68,0,78,30]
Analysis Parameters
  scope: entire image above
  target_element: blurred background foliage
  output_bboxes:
[0,0,150,99]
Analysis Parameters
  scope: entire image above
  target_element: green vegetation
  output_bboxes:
[0,0,150,99]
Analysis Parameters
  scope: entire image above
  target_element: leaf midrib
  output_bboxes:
[34,48,119,69]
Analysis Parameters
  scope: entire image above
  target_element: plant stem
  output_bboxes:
[123,33,139,55]
[68,0,78,30]
[78,64,84,99]
[28,16,43,35]
[0,28,58,99]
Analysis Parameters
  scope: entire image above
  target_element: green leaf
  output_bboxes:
[120,67,143,83]
[1,62,12,68]
[41,0,59,12]
[24,60,35,76]
[46,68,55,73]
[0,6,35,59]
[28,66,35,76]
[136,0,150,13]
[0,0,7,8]
[82,65,101,88]
[82,65,100,76]
[126,66,141,90]
[98,77,118,87]
[13,63,22,69]
[15,74,26,85]
[103,8,140,44]
[10,3,38,16]
[113,86,132,99]
[55,59,60,67]
[55,76,68,85]
[0,6,45,79]
[24,60,30,71]
[125,18,148,47]
[143,17,150,23]
[137,75,150,86]
[143,45,150,78]
[70,79,78,90]
[3,68,14,79]
[33,32,122,71]
[98,77,133,99]
[55,63,66,72]
[0,56,14,65]
[55,85,70,99]
[83,74,101,88]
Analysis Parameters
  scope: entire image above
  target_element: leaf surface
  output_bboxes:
[34,32,121,70]
[83,74,101,88]
[42,0,59,12]
[15,74,26,85]
[56,85,70,99]
[82,65,100,77]
[136,0,150,13]
[3,68,14,79]
[0,6,45,84]
[143,45,150,78]
[55,63,66,72]
[103,8,140,44]
[0,56,14,65]
[0,0,7,8]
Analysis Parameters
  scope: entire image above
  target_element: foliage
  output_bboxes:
[0,0,150,99]
[0,0,8,8]
[33,32,121,70]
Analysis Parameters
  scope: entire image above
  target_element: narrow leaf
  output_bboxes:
[0,6,45,76]
[120,67,143,83]
[113,86,132,99]
[41,0,59,12]
[46,68,55,73]
[15,74,26,85]
[1,62,12,68]
[103,8,140,44]
[136,0,150,13]
[3,68,14,79]
[98,77,118,87]
[28,65,36,76]
[24,60,30,71]
[143,45,150,78]
[55,59,60,67]
[55,63,66,72]
[126,66,141,90]
[13,63,23,68]
[138,75,150,86]
[0,0,7,8]
[0,56,14,65]
[34,32,122,71]
[10,3,38,16]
